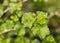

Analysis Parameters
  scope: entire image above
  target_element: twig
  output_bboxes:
[0,7,9,18]
[3,7,10,14]
[0,28,15,35]
[48,11,59,19]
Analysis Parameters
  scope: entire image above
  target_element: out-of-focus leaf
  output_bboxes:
[18,28,25,36]
[16,11,22,17]
[5,20,14,29]
[8,3,16,14]
[13,36,30,43]
[0,4,3,16]
[9,0,17,2]
[55,35,60,43]
[31,39,40,43]
[36,11,48,25]
[3,0,9,6]
[10,15,19,22]
[39,26,50,39]
[46,35,55,43]
[0,20,14,32]
[32,24,40,36]
[16,2,22,11]
[0,18,3,23]
[14,23,25,36]
[48,7,57,12]
[1,38,11,43]
[22,12,36,28]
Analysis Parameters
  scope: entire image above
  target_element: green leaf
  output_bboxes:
[0,20,14,32]
[0,23,7,32]
[0,4,3,16]
[22,12,36,28]
[0,18,3,23]
[13,36,29,43]
[36,11,48,25]
[31,39,40,43]
[2,38,11,43]
[8,3,16,14]
[5,20,14,29]
[16,2,22,11]
[46,35,55,43]
[18,28,25,36]
[32,24,40,36]
[16,11,22,17]
[14,23,25,36]
[39,26,50,39]
[10,15,19,22]
[3,0,9,6]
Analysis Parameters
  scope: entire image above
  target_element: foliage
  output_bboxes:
[0,0,60,43]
